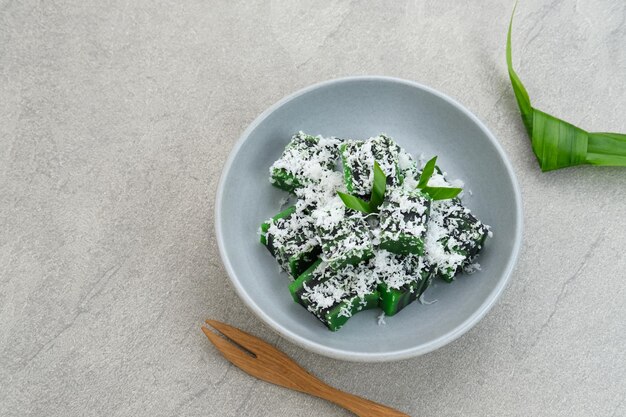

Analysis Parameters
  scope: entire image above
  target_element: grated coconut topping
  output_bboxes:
[263,131,492,327]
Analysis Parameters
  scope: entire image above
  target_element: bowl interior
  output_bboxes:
[216,77,521,361]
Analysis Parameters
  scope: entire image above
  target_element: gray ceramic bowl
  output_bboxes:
[215,76,522,362]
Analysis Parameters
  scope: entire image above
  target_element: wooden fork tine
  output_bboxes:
[201,326,258,372]
[205,319,282,359]
[202,321,412,416]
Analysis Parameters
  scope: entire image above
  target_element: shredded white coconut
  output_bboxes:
[263,131,492,326]
[379,187,429,242]
[341,135,401,195]
[278,196,289,209]
[463,263,481,274]
[418,293,438,305]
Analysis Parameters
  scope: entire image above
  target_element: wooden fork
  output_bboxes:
[201,319,410,417]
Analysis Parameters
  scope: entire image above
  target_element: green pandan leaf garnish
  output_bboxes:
[337,161,387,213]
[416,156,462,201]
[507,3,626,171]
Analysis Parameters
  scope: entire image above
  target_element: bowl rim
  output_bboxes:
[215,75,523,362]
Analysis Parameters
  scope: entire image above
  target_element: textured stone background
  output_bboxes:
[1,1,625,416]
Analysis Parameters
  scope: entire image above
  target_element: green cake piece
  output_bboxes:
[288,259,324,303]
[375,254,433,316]
[260,206,295,248]
[260,204,321,278]
[340,134,403,197]
[425,199,490,282]
[378,187,431,256]
[289,261,380,331]
[270,132,341,193]
[315,200,374,270]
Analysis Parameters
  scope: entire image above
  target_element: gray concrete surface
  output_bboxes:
[1,1,625,416]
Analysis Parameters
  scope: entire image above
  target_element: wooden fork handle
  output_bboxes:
[306,382,410,417]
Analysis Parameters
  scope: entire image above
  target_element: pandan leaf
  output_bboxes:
[369,161,387,209]
[337,191,372,214]
[417,156,437,188]
[337,161,388,213]
[416,156,463,201]
[421,186,462,201]
[507,3,626,171]
[587,132,626,166]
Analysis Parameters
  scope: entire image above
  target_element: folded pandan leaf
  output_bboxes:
[507,4,626,171]
[337,161,387,214]
[417,156,462,200]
